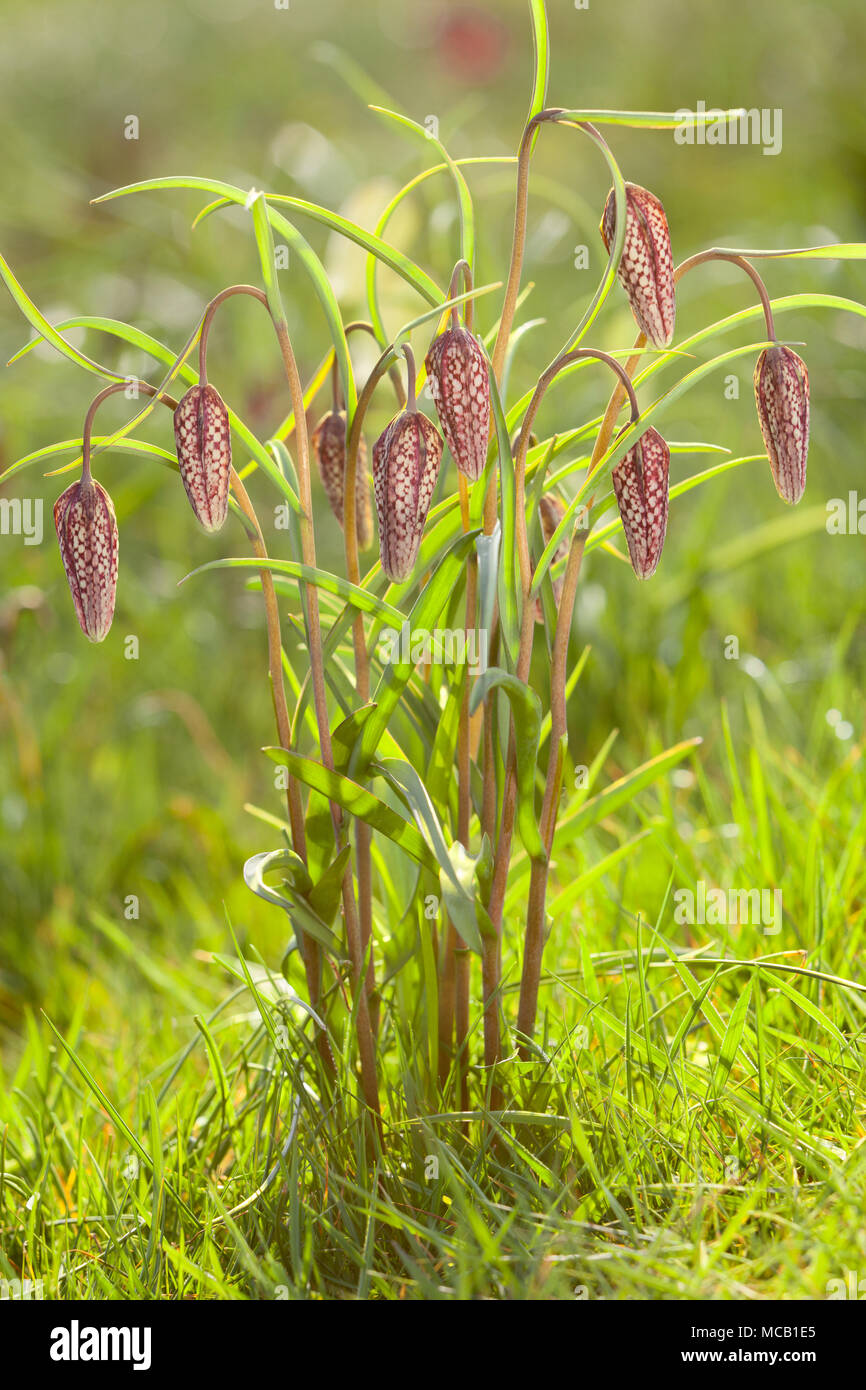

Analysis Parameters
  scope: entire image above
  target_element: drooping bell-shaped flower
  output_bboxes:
[54,475,118,642]
[311,410,373,549]
[753,345,809,505]
[600,183,676,348]
[372,408,444,583]
[611,426,670,579]
[173,384,231,532]
[425,326,490,481]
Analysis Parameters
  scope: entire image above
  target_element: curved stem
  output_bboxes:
[490,108,564,390]
[447,259,474,332]
[675,250,776,339]
[197,285,269,388]
[82,380,177,483]
[345,320,406,408]
[513,349,639,595]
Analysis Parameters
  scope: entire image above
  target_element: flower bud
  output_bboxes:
[611,427,670,579]
[535,494,567,621]
[173,384,231,532]
[425,326,490,481]
[54,476,118,642]
[373,410,444,583]
[311,410,373,549]
[600,183,675,349]
[753,345,809,505]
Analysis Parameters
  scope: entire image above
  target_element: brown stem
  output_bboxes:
[344,343,406,1039]
[198,285,270,388]
[82,361,338,1075]
[514,334,648,1050]
[484,108,563,535]
[194,284,360,1085]
[481,348,643,1069]
[345,321,406,407]
[272,315,381,1130]
[402,344,418,411]
[516,531,585,1053]
[487,348,640,929]
[674,250,777,340]
[454,473,475,1110]
[447,259,474,332]
[228,468,336,1076]
[82,380,177,483]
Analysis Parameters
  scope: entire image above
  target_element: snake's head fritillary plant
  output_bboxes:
[312,409,374,548]
[173,383,232,532]
[372,408,444,583]
[4,0,863,1179]
[54,476,119,643]
[611,426,670,579]
[754,344,810,505]
[600,182,676,348]
[425,325,490,482]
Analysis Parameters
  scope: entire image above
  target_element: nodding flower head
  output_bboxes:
[611,426,670,579]
[312,410,373,549]
[600,183,675,349]
[372,409,444,583]
[173,384,231,532]
[754,345,809,505]
[54,475,118,642]
[425,325,490,482]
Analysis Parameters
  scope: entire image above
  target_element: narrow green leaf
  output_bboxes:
[369,107,474,273]
[470,668,545,861]
[265,193,442,304]
[181,555,403,624]
[378,758,485,954]
[348,530,479,777]
[711,980,753,1096]
[262,750,439,874]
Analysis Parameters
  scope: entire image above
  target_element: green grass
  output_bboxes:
[2,681,865,1300]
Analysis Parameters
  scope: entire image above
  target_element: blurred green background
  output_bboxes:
[2,0,865,1048]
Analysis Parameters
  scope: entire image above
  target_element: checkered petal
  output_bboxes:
[173,384,231,532]
[425,326,490,481]
[611,427,670,579]
[601,183,675,349]
[754,346,809,505]
[373,411,444,583]
[312,410,373,549]
[54,477,118,642]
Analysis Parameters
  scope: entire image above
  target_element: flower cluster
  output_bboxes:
[51,181,810,640]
